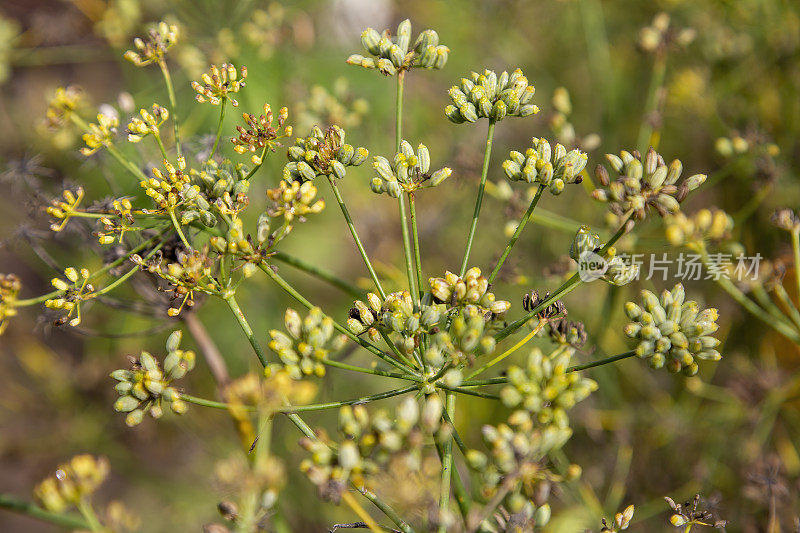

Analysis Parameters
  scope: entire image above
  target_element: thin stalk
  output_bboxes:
[76,499,103,532]
[772,285,800,333]
[168,208,191,249]
[488,185,545,284]
[224,294,269,367]
[92,239,166,297]
[243,144,269,180]
[0,494,90,529]
[408,193,424,301]
[209,97,227,160]
[567,351,636,372]
[398,194,419,303]
[395,72,405,150]
[459,120,496,277]
[467,319,546,379]
[341,492,382,533]
[158,59,182,157]
[357,486,415,533]
[459,376,507,387]
[328,177,387,299]
[322,359,416,381]
[438,392,456,533]
[153,132,169,160]
[793,228,800,298]
[636,51,667,153]
[433,439,470,522]
[437,385,500,400]
[715,275,800,342]
[272,251,362,298]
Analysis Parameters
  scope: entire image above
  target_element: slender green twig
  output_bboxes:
[438,392,456,533]
[488,185,545,284]
[398,194,419,303]
[567,350,636,372]
[467,318,546,379]
[167,208,191,249]
[0,494,90,530]
[437,385,500,400]
[209,97,227,160]
[158,59,182,157]
[243,144,269,180]
[92,239,166,297]
[459,120,496,277]
[327,177,387,299]
[408,192,425,301]
[272,251,363,298]
[76,499,103,532]
[637,51,667,153]
[224,293,269,367]
[322,359,418,381]
[792,228,800,299]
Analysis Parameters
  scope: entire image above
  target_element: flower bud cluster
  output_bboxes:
[500,346,598,429]
[592,147,706,220]
[428,267,511,319]
[445,69,538,124]
[46,187,84,232]
[45,267,95,327]
[192,63,247,106]
[81,113,119,156]
[34,455,110,513]
[599,505,635,532]
[371,140,451,197]
[0,273,22,335]
[423,306,497,373]
[638,13,696,54]
[268,307,347,378]
[96,198,136,244]
[232,104,291,165]
[141,157,190,210]
[284,125,367,182]
[665,208,733,248]
[124,22,179,66]
[570,225,639,286]
[300,396,447,502]
[771,208,800,232]
[624,284,721,375]
[126,104,168,143]
[346,19,449,76]
[111,330,194,426]
[265,179,325,222]
[45,86,83,129]
[502,138,587,195]
[184,159,251,228]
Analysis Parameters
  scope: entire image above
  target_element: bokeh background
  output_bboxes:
[0,0,799,531]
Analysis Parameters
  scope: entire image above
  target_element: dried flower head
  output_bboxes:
[371,140,452,197]
[347,19,449,76]
[770,208,800,232]
[127,104,169,143]
[284,125,368,182]
[111,331,194,426]
[502,138,587,195]
[592,147,706,220]
[46,187,84,232]
[598,505,635,532]
[445,68,538,124]
[0,273,22,335]
[232,104,291,165]
[124,21,179,66]
[665,494,726,529]
[34,455,110,513]
[429,267,511,318]
[624,284,721,375]
[45,86,83,129]
[192,63,248,106]
[268,307,347,378]
[81,113,119,155]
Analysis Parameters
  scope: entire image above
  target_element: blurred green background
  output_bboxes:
[1,0,799,531]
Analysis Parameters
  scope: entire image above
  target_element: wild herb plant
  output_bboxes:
[0,15,759,533]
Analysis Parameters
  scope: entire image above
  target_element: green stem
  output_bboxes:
[76,499,103,532]
[398,194,419,303]
[0,494,90,530]
[467,319,546,379]
[243,144,269,180]
[792,228,800,300]
[168,208,191,249]
[158,59,182,157]
[357,486,415,533]
[327,178,387,299]
[224,293,269,367]
[460,376,507,387]
[209,97,227,160]
[408,193,424,301]
[636,51,667,153]
[488,185,545,284]
[437,385,500,400]
[272,251,362,298]
[438,392,456,532]
[153,132,169,160]
[93,239,166,297]
[396,72,404,151]
[459,120,496,277]
[322,359,415,381]
[567,350,636,372]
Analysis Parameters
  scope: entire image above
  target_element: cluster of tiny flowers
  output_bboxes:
[346,19,449,76]
[426,305,497,370]
[81,113,119,156]
[111,331,194,426]
[232,104,291,165]
[465,413,571,529]
[771,207,800,232]
[347,291,444,350]
[638,13,696,54]
[570,225,639,286]
[500,346,598,429]
[96,198,135,244]
[445,68,538,124]
[45,267,94,327]
[126,104,168,143]
[34,455,110,513]
[140,157,190,210]
[192,63,247,106]
[284,125,368,182]
[429,267,511,318]
[592,147,706,220]
[599,505,635,532]
[123,22,179,66]
[45,86,83,129]
[624,284,721,375]
[665,208,733,248]
[265,179,325,222]
[300,396,447,502]
[665,495,727,529]
[133,247,219,316]
[0,273,21,335]
[267,307,347,378]
[185,159,250,222]
[46,187,84,232]
[502,138,588,195]
[371,140,452,197]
